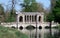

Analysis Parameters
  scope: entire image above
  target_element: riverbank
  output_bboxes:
[0,25,28,38]
[52,24,60,29]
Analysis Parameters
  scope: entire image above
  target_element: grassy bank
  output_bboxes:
[0,26,28,38]
[52,24,60,29]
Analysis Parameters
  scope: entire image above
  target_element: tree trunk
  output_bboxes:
[49,21,52,36]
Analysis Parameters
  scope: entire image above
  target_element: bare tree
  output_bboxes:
[8,0,21,13]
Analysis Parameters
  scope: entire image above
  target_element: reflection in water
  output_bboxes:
[19,29,59,38]
[53,30,60,38]
[44,29,59,38]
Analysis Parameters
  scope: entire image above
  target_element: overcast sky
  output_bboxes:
[0,0,50,11]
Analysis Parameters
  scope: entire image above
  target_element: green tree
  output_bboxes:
[5,8,16,22]
[20,0,44,12]
[52,0,60,23]
[46,12,54,27]
[46,12,54,35]
[46,0,60,29]
[46,13,54,22]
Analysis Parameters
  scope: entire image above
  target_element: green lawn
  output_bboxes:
[0,26,28,38]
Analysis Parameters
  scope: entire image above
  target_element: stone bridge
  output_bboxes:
[1,12,58,29]
[1,22,57,29]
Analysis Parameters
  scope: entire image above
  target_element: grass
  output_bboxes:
[52,24,60,29]
[52,26,58,29]
[0,25,28,38]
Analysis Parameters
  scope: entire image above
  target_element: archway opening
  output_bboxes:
[26,25,35,30]
[39,16,41,22]
[19,16,23,22]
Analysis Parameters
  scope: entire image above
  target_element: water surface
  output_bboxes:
[19,28,59,38]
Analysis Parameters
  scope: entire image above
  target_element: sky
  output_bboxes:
[0,0,50,11]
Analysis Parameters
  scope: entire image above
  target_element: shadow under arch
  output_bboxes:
[19,26,23,30]
[11,26,16,29]
[39,26,42,29]
[26,25,35,30]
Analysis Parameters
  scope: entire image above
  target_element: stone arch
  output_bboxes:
[38,16,41,22]
[19,16,23,22]
[26,25,35,30]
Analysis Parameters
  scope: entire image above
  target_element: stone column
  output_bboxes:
[40,16,42,23]
[37,15,39,23]
[16,14,19,29]
[29,15,30,23]
[33,15,35,22]
[41,15,44,23]
[18,15,19,23]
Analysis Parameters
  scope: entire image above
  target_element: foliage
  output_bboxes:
[0,4,16,22]
[10,9,16,17]
[0,4,4,15]
[52,0,60,23]
[5,9,16,22]
[46,0,60,23]
[20,0,44,12]
[46,12,54,28]
[0,4,5,22]
[5,15,16,22]
[0,26,28,38]
[46,13,54,22]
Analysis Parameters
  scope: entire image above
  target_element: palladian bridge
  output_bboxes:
[1,12,57,29]
[16,12,47,28]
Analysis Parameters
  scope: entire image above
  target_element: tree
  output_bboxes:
[5,8,16,22]
[46,0,56,25]
[20,0,44,12]
[0,4,5,22]
[46,0,60,29]
[46,13,54,22]
[46,12,54,26]
[52,0,60,23]
[0,4,4,15]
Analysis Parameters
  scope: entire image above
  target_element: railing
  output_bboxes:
[1,22,16,25]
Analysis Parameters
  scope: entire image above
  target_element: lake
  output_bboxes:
[19,28,60,38]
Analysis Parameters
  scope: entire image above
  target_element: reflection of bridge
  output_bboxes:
[1,12,57,29]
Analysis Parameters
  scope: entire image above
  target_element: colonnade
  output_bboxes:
[19,15,41,23]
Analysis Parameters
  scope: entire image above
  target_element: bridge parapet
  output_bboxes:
[1,22,58,29]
